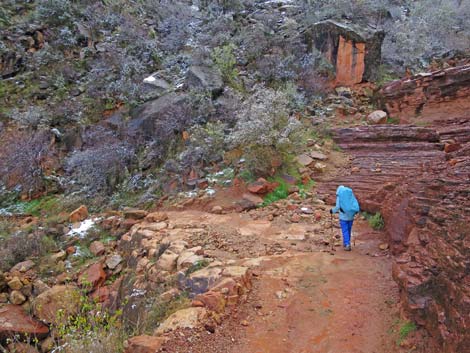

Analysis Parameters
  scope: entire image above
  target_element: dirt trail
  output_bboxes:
[229,222,399,353]
[161,209,400,353]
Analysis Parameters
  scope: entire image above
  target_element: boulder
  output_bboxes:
[33,285,80,324]
[179,267,223,296]
[78,262,106,290]
[367,110,388,125]
[0,305,49,340]
[8,277,23,291]
[89,241,105,256]
[186,65,223,96]
[9,290,26,305]
[69,205,88,223]
[125,335,167,353]
[176,249,204,271]
[154,307,207,335]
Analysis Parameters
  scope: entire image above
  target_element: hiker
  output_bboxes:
[330,185,360,251]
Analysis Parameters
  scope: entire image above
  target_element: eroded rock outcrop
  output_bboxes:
[381,63,470,123]
[305,20,385,86]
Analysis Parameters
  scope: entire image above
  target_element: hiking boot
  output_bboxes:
[344,245,352,251]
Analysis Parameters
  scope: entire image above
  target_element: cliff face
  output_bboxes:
[381,63,470,123]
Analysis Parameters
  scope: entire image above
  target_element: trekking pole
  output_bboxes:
[330,213,335,252]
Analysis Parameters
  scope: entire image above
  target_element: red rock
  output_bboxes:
[247,178,278,194]
[90,286,114,307]
[66,246,76,255]
[78,262,106,290]
[381,63,470,122]
[0,305,49,340]
[89,240,105,256]
[125,335,167,353]
[444,142,461,153]
[69,205,88,223]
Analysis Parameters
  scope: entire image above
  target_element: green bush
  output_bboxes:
[262,180,289,207]
[365,212,385,230]
[397,320,417,345]
[212,43,239,88]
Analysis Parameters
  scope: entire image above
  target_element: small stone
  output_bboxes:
[367,110,387,125]
[241,320,249,326]
[106,254,123,270]
[313,162,327,173]
[50,250,67,263]
[90,241,105,256]
[310,151,328,160]
[379,243,389,250]
[66,246,76,255]
[290,214,301,223]
[211,205,223,214]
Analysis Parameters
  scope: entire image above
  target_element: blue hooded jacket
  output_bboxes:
[332,185,360,221]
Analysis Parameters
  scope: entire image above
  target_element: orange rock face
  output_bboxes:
[335,36,366,86]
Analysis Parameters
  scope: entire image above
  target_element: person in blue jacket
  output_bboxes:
[329,185,360,251]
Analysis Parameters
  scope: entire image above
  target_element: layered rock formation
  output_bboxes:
[381,63,470,123]
[320,119,470,352]
[305,20,385,86]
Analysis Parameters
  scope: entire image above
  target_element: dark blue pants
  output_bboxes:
[339,220,354,247]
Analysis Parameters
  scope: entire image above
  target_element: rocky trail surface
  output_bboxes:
[154,208,401,353]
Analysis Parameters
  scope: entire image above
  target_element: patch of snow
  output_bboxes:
[67,218,99,238]
[206,188,216,196]
[143,75,156,83]
[130,288,146,298]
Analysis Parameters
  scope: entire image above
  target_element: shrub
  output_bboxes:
[364,212,385,230]
[227,85,302,176]
[212,43,239,88]
[56,292,126,353]
[261,180,289,207]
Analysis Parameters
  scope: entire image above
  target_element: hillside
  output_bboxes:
[0,1,469,353]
